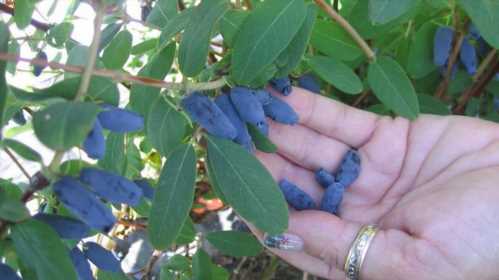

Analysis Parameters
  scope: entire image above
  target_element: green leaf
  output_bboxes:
[11,220,78,280]
[231,0,307,85]
[33,101,100,151]
[99,23,123,51]
[367,56,419,120]
[275,4,317,77]
[96,270,131,280]
[247,124,277,153]
[310,19,363,61]
[369,0,419,24]
[220,10,249,47]
[14,0,36,29]
[418,94,450,115]
[0,22,9,128]
[206,136,288,235]
[46,22,74,48]
[175,218,196,245]
[102,30,133,69]
[131,38,158,55]
[407,22,438,79]
[206,231,263,257]
[2,138,42,162]
[146,93,187,156]
[165,255,191,271]
[178,0,228,77]
[147,0,178,28]
[193,249,229,280]
[308,55,363,95]
[458,0,499,49]
[149,144,197,250]
[0,191,29,222]
[159,8,194,44]
[130,43,176,116]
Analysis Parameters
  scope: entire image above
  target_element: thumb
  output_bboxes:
[281,211,443,280]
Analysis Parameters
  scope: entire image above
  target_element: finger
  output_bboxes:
[268,87,379,147]
[256,151,324,204]
[285,211,452,280]
[268,120,349,171]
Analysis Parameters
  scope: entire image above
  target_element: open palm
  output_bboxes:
[252,87,499,280]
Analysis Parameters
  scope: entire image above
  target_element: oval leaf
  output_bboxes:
[2,138,42,162]
[14,0,36,29]
[206,231,263,257]
[102,30,133,70]
[178,0,228,77]
[308,55,363,94]
[231,0,307,85]
[33,101,100,151]
[146,0,178,28]
[407,22,438,79]
[369,0,419,25]
[206,136,288,235]
[11,220,78,280]
[368,56,419,119]
[0,22,9,128]
[310,19,362,61]
[149,144,197,250]
[192,249,229,280]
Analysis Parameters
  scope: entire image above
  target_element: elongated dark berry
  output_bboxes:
[134,179,155,200]
[181,92,237,139]
[98,105,144,133]
[270,77,292,96]
[12,110,26,125]
[53,177,116,232]
[33,213,92,239]
[263,96,299,125]
[459,37,478,75]
[320,182,345,215]
[315,168,335,189]
[298,74,320,94]
[0,263,21,280]
[70,247,95,280]
[433,27,454,67]
[335,150,361,188]
[83,242,122,273]
[80,168,143,206]
[215,94,253,152]
[279,179,316,211]
[230,87,267,125]
[83,119,106,160]
[254,90,273,105]
[33,51,47,77]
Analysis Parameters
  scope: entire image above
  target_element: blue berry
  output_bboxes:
[33,213,92,239]
[69,247,95,280]
[33,51,47,77]
[83,242,122,273]
[53,177,116,232]
[263,96,299,125]
[433,27,454,67]
[298,74,320,94]
[270,77,292,96]
[80,168,143,206]
[97,105,144,133]
[320,182,345,215]
[315,168,335,189]
[335,150,361,188]
[230,87,267,130]
[278,179,316,211]
[134,179,155,200]
[459,38,478,75]
[181,92,237,139]
[12,110,26,126]
[254,89,273,106]
[83,119,106,160]
[0,263,21,280]
[215,93,254,152]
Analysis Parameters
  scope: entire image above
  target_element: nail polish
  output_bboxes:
[263,233,304,251]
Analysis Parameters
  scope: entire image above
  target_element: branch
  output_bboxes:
[0,52,227,91]
[434,32,465,99]
[3,147,31,181]
[0,3,51,31]
[313,0,376,62]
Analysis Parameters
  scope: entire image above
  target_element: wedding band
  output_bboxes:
[344,225,379,280]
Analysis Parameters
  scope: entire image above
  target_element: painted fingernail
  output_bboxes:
[263,233,304,251]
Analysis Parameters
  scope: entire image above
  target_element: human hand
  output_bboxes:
[251,87,499,280]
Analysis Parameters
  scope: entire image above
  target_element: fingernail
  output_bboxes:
[263,233,304,251]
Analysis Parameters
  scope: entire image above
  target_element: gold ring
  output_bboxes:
[344,225,379,280]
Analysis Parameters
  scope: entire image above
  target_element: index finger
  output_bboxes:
[273,87,380,147]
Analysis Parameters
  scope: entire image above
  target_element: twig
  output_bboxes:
[302,271,309,280]
[473,49,497,82]
[75,4,105,101]
[0,52,228,91]
[3,147,31,180]
[244,0,252,9]
[353,90,370,107]
[434,33,465,99]
[313,0,376,62]
[0,3,51,31]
